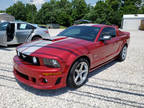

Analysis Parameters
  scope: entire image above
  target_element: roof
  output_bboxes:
[76,24,114,28]
[123,14,144,19]
[0,13,13,16]
[74,19,92,24]
[0,13,7,15]
[10,20,26,23]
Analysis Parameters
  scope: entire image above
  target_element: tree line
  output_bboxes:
[1,0,144,27]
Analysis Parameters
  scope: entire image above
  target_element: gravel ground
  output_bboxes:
[0,30,144,108]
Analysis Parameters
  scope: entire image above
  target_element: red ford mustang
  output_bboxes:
[13,24,130,90]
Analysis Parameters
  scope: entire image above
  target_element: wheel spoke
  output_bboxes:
[80,70,87,75]
[75,69,79,73]
[79,74,83,81]
[122,47,127,59]
[79,62,84,71]
[74,74,79,83]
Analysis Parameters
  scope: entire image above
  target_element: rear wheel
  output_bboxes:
[32,36,42,41]
[118,45,127,61]
[67,58,89,88]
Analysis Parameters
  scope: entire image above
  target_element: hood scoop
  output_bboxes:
[43,36,67,42]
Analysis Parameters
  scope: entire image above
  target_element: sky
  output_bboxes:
[0,0,98,10]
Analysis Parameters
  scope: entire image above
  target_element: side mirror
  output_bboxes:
[99,35,112,41]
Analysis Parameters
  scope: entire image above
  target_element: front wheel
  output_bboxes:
[67,58,89,88]
[118,45,128,61]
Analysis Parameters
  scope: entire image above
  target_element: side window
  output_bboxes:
[17,23,27,30]
[26,24,35,29]
[17,23,35,30]
[100,27,116,39]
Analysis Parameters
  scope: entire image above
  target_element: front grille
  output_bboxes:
[18,52,40,65]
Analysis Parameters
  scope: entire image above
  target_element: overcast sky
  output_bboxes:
[0,0,98,10]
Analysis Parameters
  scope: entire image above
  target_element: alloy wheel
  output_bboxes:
[73,62,89,86]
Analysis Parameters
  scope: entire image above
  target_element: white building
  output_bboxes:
[0,13,15,22]
[142,0,144,5]
[122,14,144,30]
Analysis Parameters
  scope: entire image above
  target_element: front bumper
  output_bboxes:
[13,56,67,90]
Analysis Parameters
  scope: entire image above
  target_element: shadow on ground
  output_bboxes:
[1,59,144,107]
[0,45,19,51]
[17,60,118,96]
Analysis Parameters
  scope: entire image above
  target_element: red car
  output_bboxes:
[13,24,130,90]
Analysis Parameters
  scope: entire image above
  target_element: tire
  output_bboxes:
[67,58,89,88]
[118,45,128,61]
[32,36,42,41]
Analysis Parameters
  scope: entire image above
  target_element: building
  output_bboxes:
[0,13,15,22]
[142,0,144,5]
[122,14,144,30]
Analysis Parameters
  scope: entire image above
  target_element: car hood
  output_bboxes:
[17,36,92,59]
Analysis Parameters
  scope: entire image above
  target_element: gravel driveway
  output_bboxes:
[0,30,144,108]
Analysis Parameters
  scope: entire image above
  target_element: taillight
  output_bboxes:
[44,30,49,33]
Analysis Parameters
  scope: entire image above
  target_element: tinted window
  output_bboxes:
[39,26,47,28]
[26,24,35,29]
[0,22,9,31]
[100,27,116,38]
[57,26,101,41]
[17,23,35,30]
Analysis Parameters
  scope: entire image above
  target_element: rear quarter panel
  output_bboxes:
[27,28,50,42]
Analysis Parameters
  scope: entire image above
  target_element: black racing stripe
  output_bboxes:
[53,41,90,53]
[51,43,84,54]
[43,46,79,56]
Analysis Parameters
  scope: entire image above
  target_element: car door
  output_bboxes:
[91,27,117,67]
[0,22,9,46]
[109,27,121,56]
[16,23,34,43]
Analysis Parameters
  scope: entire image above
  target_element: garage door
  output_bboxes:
[123,19,141,30]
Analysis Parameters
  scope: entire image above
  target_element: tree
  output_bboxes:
[141,5,144,13]
[6,1,26,21]
[36,1,58,24]
[106,0,121,10]
[105,0,122,26]
[120,0,142,14]
[25,4,37,23]
[56,0,73,26]
[0,10,5,13]
[84,1,113,25]
[72,0,88,20]
[36,0,73,26]
[56,9,73,26]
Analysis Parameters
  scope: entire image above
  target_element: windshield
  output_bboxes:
[0,22,9,31]
[57,26,101,41]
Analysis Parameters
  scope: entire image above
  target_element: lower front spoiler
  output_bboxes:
[14,69,66,90]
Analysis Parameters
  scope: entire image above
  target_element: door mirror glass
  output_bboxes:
[100,35,111,41]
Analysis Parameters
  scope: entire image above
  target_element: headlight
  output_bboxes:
[33,57,38,64]
[43,58,60,68]
[17,51,20,57]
